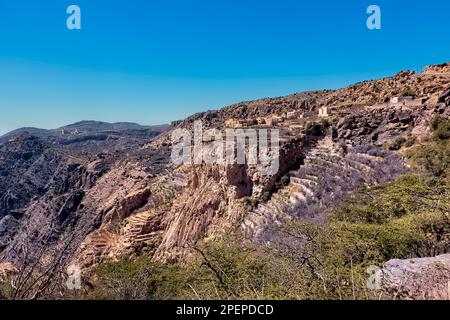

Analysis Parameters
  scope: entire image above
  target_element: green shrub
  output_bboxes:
[188,239,277,299]
[261,191,271,202]
[406,141,449,177]
[430,116,450,141]
[280,175,290,186]
[404,136,416,147]
[331,174,447,224]
[388,137,407,150]
[85,256,191,300]
[400,89,415,97]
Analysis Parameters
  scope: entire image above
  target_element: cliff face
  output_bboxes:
[0,63,448,271]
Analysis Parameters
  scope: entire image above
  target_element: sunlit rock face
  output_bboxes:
[380,254,450,300]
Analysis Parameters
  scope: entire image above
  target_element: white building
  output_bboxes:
[318,107,329,117]
[390,96,413,104]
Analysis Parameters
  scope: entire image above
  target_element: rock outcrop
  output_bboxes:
[380,254,450,300]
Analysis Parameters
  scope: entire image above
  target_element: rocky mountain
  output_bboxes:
[0,62,448,299]
[0,121,169,154]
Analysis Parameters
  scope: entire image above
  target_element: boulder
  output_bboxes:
[380,254,450,300]
[438,88,450,106]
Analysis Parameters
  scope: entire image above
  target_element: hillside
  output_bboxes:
[0,62,449,300]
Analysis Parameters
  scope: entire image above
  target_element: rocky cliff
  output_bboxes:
[0,63,448,286]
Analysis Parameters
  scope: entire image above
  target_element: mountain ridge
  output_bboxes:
[0,120,170,155]
[0,120,169,142]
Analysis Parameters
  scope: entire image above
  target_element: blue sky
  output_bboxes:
[0,0,449,134]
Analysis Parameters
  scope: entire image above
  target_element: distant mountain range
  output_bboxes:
[0,120,169,153]
[0,120,168,142]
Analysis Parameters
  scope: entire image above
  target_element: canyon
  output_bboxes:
[0,62,449,299]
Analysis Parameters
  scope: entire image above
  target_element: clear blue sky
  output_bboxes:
[0,0,449,134]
